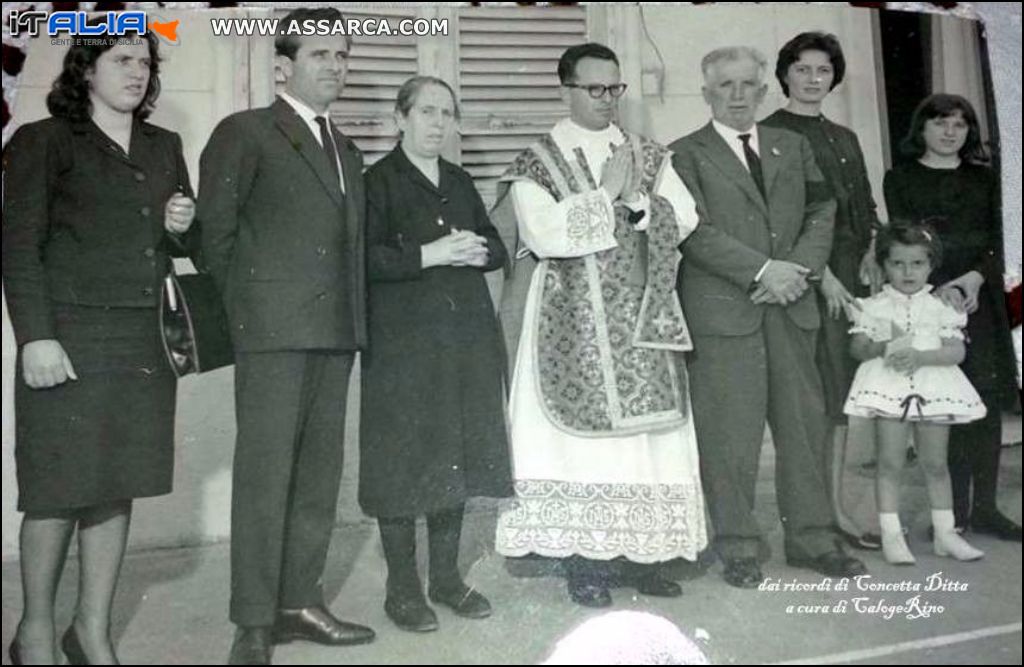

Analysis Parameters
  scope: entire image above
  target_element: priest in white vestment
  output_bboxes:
[492,43,708,608]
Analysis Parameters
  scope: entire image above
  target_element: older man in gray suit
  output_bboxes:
[669,46,866,588]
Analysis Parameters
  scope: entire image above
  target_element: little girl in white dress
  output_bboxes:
[845,221,986,565]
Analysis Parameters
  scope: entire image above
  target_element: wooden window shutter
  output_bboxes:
[456,6,587,207]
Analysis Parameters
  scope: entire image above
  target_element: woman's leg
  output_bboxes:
[14,512,77,665]
[71,500,132,665]
[875,418,915,564]
[830,423,876,539]
[377,517,422,601]
[425,504,464,593]
[915,423,984,561]
[426,504,491,618]
[378,516,437,632]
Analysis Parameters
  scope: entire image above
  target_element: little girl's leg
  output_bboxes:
[875,418,915,565]
[915,422,984,562]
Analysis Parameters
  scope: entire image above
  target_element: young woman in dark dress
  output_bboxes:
[883,94,1021,541]
[762,32,883,551]
[2,32,197,664]
[359,76,512,633]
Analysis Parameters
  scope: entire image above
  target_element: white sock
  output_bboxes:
[932,510,984,561]
[879,512,915,565]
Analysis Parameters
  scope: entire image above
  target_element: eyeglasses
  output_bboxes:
[563,82,628,99]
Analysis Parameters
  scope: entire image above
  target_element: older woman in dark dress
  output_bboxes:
[2,32,196,664]
[762,32,883,551]
[359,76,512,633]
[884,94,1020,541]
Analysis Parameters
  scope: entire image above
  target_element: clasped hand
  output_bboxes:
[422,228,490,268]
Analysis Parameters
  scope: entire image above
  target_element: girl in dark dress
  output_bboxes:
[763,32,883,551]
[2,32,196,664]
[359,76,512,633]
[883,93,1020,541]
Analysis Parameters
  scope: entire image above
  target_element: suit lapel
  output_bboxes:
[336,127,363,243]
[758,123,784,202]
[272,98,345,210]
[695,122,768,217]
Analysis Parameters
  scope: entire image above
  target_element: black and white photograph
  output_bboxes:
[1,2,1021,664]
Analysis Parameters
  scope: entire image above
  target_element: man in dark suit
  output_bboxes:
[669,46,866,588]
[198,7,374,664]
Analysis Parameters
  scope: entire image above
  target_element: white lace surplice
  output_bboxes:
[494,119,708,563]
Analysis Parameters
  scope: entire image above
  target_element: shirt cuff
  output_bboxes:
[754,259,771,283]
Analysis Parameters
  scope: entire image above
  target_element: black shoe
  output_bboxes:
[61,627,93,666]
[384,595,439,632]
[971,512,1023,542]
[428,585,492,619]
[273,605,375,646]
[636,571,683,598]
[787,550,867,577]
[567,579,612,608]
[722,558,763,589]
[228,626,272,665]
[836,528,883,551]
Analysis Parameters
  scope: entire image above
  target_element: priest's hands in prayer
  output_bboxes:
[421,228,491,268]
[601,143,642,202]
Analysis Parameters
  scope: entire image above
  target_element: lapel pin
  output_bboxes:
[771,146,781,157]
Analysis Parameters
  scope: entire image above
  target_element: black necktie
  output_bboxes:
[738,132,766,201]
[314,116,342,188]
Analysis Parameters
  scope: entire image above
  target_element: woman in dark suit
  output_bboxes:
[359,76,512,633]
[884,94,1020,541]
[2,31,196,664]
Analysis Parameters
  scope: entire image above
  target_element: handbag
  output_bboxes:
[159,269,234,377]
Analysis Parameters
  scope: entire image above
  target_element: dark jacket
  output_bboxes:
[669,122,836,336]
[2,117,198,346]
[197,98,367,352]
[359,146,512,517]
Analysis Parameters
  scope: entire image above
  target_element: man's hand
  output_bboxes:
[758,260,811,304]
[750,284,784,305]
[600,144,633,202]
[22,339,78,389]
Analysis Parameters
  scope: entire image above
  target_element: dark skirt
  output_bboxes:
[15,303,176,514]
[817,240,870,424]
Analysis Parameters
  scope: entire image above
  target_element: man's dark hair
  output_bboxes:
[557,42,619,85]
[275,7,350,59]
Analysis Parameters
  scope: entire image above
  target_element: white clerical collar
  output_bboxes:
[556,117,622,144]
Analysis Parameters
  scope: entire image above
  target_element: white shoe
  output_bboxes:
[882,530,916,565]
[934,531,984,561]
